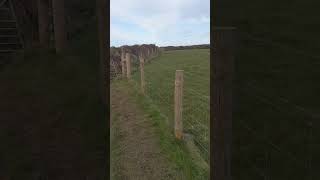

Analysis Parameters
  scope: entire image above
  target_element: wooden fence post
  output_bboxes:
[121,50,126,78]
[174,70,184,140]
[121,60,126,78]
[147,48,150,59]
[212,27,236,180]
[140,56,145,94]
[126,53,131,79]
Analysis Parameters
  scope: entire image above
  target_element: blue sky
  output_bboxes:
[110,0,210,47]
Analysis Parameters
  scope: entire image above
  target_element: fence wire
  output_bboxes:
[130,49,210,162]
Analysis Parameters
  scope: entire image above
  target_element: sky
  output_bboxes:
[110,0,210,47]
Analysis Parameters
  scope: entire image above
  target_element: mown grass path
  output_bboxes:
[110,81,179,180]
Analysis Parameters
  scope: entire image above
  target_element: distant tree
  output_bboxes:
[52,0,67,53]
[37,0,50,47]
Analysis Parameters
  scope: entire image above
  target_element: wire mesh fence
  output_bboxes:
[131,48,210,162]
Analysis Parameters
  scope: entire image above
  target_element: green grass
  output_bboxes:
[131,49,210,162]
[111,80,209,180]
[110,112,122,180]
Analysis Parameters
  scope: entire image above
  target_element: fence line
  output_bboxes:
[111,30,317,179]
[110,28,320,179]
[117,45,210,164]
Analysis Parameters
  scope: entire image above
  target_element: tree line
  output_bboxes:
[162,44,210,51]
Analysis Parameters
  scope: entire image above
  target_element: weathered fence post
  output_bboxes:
[126,53,131,79]
[147,48,150,59]
[212,27,236,180]
[140,56,145,94]
[174,70,184,140]
[121,60,126,78]
[121,49,126,78]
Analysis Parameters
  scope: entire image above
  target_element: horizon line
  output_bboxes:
[110,43,210,48]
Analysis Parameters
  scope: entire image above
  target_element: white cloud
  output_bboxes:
[110,0,210,46]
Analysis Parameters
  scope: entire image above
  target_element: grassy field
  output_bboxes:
[131,49,210,162]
